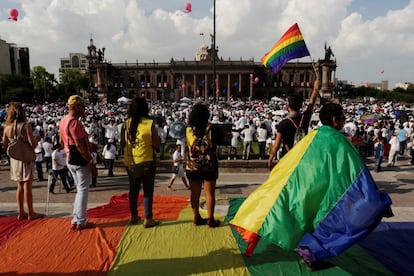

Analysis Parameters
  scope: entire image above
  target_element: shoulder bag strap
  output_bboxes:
[298,113,305,128]
[12,120,18,140]
[287,117,298,129]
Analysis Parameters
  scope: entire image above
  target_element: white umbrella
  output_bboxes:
[117,96,131,103]
[180,97,192,102]
[271,96,286,103]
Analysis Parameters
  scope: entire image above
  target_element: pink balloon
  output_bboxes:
[8,8,19,21]
[380,69,384,74]
[184,2,192,13]
[254,77,259,83]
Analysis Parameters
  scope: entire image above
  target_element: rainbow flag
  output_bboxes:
[261,23,310,74]
[230,125,392,261]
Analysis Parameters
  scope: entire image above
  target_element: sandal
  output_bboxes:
[17,213,28,220]
[28,213,45,221]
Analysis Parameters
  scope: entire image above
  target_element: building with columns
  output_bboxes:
[83,38,337,103]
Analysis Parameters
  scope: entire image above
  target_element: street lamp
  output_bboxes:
[213,0,216,103]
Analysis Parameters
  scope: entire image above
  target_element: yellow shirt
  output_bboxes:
[123,117,154,165]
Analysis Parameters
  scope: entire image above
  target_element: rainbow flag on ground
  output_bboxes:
[230,125,393,261]
[261,23,310,74]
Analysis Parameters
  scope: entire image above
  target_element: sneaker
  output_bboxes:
[76,222,96,231]
[130,215,141,225]
[143,218,159,228]
[70,224,77,231]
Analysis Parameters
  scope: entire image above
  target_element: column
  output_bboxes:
[227,74,231,101]
[204,73,208,102]
[238,74,242,97]
[193,74,197,100]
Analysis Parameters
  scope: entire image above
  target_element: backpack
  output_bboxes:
[286,114,306,150]
[187,127,216,172]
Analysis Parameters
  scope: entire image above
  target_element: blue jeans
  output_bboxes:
[67,164,91,225]
[126,165,155,219]
[105,158,115,176]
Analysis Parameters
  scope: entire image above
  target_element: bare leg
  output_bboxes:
[16,181,27,218]
[204,180,216,219]
[24,180,43,220]
[190,180,206,225]
[204,180,219,227]
[24,181,35,215]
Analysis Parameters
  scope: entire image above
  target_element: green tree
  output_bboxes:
[31,66,57,102]
[60,69,89,98]
[0,74,34,103]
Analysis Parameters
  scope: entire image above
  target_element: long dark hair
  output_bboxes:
[126,96,149,143]
[188,103,210,137]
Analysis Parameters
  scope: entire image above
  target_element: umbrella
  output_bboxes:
[363,118,378,125]
[180,97,192,102]
[169,121,186,139]
[117,96,131,103]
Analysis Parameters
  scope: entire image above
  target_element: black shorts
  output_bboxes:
[186,170,218,182]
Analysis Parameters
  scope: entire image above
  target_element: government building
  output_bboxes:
[74,37,337,103]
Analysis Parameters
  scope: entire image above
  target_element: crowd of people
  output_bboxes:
[0,90,409,270]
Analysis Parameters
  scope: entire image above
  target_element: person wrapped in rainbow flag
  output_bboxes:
[231,103,393,270]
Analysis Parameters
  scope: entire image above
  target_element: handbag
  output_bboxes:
[67,119,88,166]
[7,121,36,162]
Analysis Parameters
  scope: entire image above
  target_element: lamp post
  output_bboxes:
[213,0,216,103]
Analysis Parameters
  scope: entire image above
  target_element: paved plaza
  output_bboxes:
[0,156,413,222]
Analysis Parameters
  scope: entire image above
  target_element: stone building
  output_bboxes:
[83,38,337,103]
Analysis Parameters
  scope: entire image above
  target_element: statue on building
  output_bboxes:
[324,43,334,61]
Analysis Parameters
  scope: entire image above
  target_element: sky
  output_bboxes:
[0,0,413,89]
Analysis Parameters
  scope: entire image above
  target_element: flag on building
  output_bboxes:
[261,23,310,74]
[230,125,392,261]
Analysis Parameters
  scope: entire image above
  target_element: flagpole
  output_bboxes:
[308,55,319,79]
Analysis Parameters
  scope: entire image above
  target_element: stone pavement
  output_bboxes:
[0,156,413,222]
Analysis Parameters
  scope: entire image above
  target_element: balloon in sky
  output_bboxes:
[8,8,19,21]
[183,2,192,13]
[380,69,384,74]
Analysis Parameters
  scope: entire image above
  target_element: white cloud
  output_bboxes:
[0,0,413,88]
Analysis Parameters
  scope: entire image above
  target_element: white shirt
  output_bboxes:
[105,123,119,140]
[42,141,53,157]
[256,128,267,142]
[231,131,240,148]
[52,149,66,170]
[102,144,117,159]
[389,135,400,151]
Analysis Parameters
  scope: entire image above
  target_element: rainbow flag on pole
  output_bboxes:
[230,126,393,261]
[261,23,310,74]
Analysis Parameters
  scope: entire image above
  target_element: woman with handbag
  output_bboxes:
[2,102,44,221]
[120,96,160,228]
[59,95,94,231]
